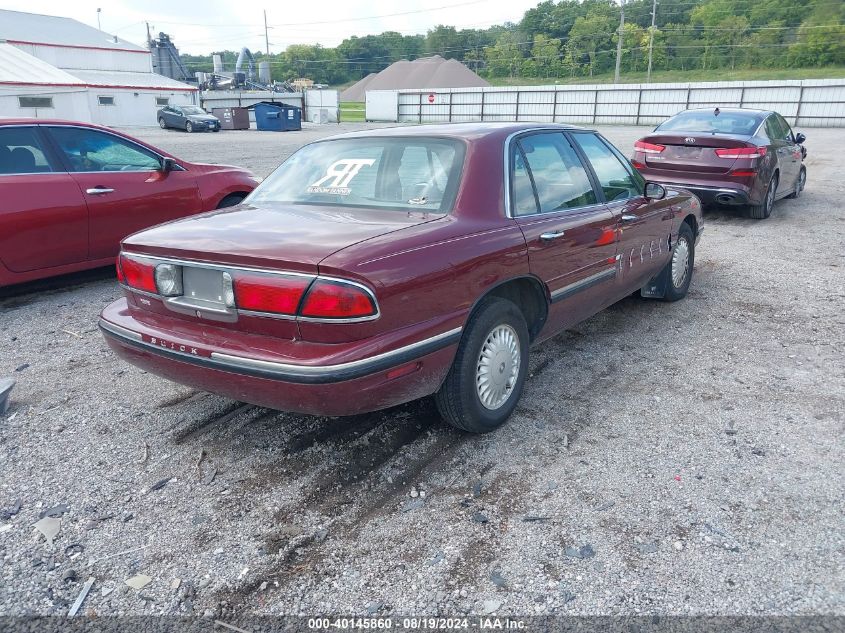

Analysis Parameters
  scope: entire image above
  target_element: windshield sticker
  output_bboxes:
[307,158,375,195]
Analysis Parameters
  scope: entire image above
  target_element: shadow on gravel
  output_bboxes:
[0,266,116,309]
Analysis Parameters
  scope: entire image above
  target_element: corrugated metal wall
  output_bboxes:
[384,79,845,127]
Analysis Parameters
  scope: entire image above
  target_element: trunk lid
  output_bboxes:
[642,133,754,174]
[122,202,440,273]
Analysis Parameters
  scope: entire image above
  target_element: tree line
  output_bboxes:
[179,0,845,84]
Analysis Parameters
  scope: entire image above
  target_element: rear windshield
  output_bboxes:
[657,111,761,135]
[248,137,465,213]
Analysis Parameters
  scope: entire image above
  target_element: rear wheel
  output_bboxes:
[185,121,193,133]
[435,297,529,433]
[786,166,806,199]
[158,117,167,129]
[748,174,777,219]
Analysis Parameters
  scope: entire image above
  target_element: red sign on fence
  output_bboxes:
[428,93,435,104]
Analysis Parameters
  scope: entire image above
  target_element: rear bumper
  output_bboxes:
[99,300,460,416]
[673,184,750,207]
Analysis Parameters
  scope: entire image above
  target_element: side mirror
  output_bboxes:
[161,157,178,172]
[795,132,806,144]
[644,182,666,200]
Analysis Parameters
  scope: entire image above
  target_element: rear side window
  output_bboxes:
[47,127,161,172]
[572,133,642,203]
[764,116,785,141]
[249,137,465,214]
[0,127,54,175]
[516,133,596,213]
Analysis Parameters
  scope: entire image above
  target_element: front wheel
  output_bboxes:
[158,117,167,129]
[185,121,193,133]
[748,174,777,219]
[435,297,529,433]
[661,222,695,302]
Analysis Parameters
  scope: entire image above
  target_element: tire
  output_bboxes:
[212,128,220,133]
[786,166,806,199]
[435,297,529,433]
[158,117,167,129]
[216,194,246,209]
[748,173,777,219]
[661,222,695,302]
[185,121,193,133]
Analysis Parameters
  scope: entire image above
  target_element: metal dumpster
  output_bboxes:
[254,102,302,132]
[211,107,250,130]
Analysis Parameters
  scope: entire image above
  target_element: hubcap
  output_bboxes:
[476,324,520,410]
[766,182,775,211]
[799,170,806,192]
[671,237,690,289]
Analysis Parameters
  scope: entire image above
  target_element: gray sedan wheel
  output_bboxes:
[185,121,193,133]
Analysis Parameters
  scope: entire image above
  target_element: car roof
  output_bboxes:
[328,122,594,141]
[0,117,117,130]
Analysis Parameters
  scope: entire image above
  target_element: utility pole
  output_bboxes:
[145,22,152,47]
[614,0,625,83]
[96,8,102,31]
[264,10,270,55]
[647,0,658,82]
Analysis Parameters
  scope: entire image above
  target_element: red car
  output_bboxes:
[100,123,703,433]
[631,107,806,219]
[0,119,259,287]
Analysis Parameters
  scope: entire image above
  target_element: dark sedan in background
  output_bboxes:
[158,105,221,133]
[632,108,806,219]
[0,119,259,288]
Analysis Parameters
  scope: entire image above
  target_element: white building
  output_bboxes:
[0,9,198,126]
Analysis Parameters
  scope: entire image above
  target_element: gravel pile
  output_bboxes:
[0,124,842,618]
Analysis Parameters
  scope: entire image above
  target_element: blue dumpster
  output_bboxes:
[253,102,302,131]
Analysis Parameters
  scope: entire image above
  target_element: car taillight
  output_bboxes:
[154,263,183,297]
[634,140,665,154]
[300,280,377,319]
[232,273,311,315]
[715,147,766,159]
[119,255,157,293]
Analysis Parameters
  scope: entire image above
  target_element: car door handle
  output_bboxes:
[540,230,566,241]
[621,214,638,222]
[86,187,114,195]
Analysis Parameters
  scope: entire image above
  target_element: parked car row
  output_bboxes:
[2,107,806,433]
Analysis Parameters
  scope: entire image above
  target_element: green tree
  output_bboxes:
[531,34,562,78]
[485,31,523,77]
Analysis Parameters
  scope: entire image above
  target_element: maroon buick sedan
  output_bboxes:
[100,123,703,433]
[632,108,806,219]
[0,119,259,287]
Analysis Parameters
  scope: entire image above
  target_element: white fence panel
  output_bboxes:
[376,79,845,127]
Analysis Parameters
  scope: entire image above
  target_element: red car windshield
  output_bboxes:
[249,137,465,213]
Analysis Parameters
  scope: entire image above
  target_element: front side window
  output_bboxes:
[0,127,54,174]
[47,127,161,172]
[775,114,794,142]
[764,116,785,142]
[572,133,642,203]
[516,133,596,213]
[249,138,465,213]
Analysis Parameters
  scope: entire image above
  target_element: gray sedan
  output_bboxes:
[157,105,220,133]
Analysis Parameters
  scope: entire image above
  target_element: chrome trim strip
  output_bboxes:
[120,253,380,323]
[99,319,462,384]
[212,326,463,377]
[669,184,744,195]
[99,320,143,342]
[550,267,617,303]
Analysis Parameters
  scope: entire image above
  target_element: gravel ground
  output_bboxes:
[0,123,842,619]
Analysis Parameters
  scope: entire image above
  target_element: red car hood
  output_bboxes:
[121,202,441,273]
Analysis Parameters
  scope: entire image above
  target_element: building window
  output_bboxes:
[156,97,170,106]
[18,96,53,108]
[98,96,115,106]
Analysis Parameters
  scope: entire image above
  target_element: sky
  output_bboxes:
[2,0,543,54]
